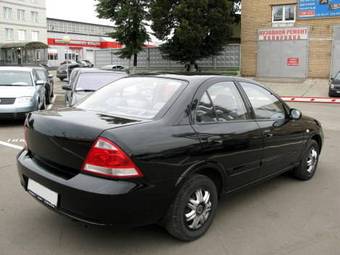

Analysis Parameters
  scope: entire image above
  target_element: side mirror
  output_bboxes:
[62,85,71,91]
[290,108,302,120]
[48,74,54,79]
[35,80,45,86]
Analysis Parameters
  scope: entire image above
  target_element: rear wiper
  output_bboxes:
[75,89,96,92]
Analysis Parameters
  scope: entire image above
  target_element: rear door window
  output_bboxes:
[196,81,248,123]
[208,82,248,122]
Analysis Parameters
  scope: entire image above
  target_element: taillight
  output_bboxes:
[82,137,142,179]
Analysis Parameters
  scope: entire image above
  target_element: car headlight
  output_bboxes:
[330,84,335,89]
[16,97,33,104]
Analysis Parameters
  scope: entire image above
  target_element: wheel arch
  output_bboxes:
[311,134,323,150]
[175,162,226,197]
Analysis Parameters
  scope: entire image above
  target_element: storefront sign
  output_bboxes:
[287,57,300,66]
[258,27,309,41]
[53,39,101,47]
[48,38,122,49]
[298,0,340,18]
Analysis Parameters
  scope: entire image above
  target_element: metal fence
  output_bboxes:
[94,44,240,71]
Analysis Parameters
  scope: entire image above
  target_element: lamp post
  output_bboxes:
[62,36,71,81]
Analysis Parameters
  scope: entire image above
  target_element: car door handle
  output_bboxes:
[207,136,224,145]
[263,129,273,138]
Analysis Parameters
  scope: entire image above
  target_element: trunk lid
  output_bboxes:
[25,108,141,175]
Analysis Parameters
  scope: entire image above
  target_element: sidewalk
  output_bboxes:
[254,78,329,97]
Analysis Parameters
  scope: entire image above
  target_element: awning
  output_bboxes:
[0,41,48,50]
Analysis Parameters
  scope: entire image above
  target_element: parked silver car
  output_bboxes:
[0,67,47,119]
[63,68,127,106]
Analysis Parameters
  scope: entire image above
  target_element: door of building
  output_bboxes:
[257,27,309,79]
[331,26,340,78]
[85,49,95,64]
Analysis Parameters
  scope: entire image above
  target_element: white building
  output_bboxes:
[47,18,121,67]
[0,0,48,65]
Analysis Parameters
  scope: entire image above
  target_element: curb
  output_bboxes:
[281,96,340,104]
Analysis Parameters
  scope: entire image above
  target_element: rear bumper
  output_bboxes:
[56,72,67,79]
[17,150,172,226]
[329,87,340,97]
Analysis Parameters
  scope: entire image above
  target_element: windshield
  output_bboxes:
[75,73,126,91]
[36,70,47,81]
[77,77,186,119]
[335,72,340,80]
[0,71,33,86]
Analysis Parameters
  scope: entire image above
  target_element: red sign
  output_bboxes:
[258,27,309,41]
[47,38,122,49]
[287,57,299,66]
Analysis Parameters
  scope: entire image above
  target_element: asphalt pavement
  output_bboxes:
[0,78,340,255]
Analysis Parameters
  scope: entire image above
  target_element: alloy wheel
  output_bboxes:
[185,189,212,230]
[306,147,318,173]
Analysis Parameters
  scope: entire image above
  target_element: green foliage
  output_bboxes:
[96,0,150,66]
[151,0,236,65]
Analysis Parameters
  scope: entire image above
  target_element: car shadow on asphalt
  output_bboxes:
[31,173,297,247]
[0,119,25,127]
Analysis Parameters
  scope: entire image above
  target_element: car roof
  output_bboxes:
[129,73,263,85]
[0,66,35,72]
[129,73,236,83]
[74,68,127,75]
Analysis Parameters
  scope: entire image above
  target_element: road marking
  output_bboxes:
[0,141,23,151]
[7,138,25,143]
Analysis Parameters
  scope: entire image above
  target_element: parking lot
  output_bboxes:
[1,78,340,255]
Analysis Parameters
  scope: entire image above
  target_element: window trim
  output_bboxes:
[272,4,296,24]
[193,80,252,125]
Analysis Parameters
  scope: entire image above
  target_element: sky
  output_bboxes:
[46,0,161,44]
[46,0,114,26]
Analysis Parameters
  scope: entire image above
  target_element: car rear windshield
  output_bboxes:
[0,71,33,86]
[75,73,125,91]
[77,77,186,119]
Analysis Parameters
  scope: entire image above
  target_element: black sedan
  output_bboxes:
[17,75,323,241]
[329,72,340,97]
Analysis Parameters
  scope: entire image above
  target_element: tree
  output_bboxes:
[151,0,237,71]
[96,0,150,67]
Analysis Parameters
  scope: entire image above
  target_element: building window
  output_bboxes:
[17,9,25,21]
[3,7,12,19]
[48,49,58,60]
[5,28,14,40]
[32,31,39,41]
[31,11,38,23]
[272,5,296,23]
[18,30,26,41]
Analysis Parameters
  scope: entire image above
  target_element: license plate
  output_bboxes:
[27,179,58,208]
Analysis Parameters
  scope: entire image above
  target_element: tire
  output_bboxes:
[39,96,47,110]
[163,174,218,241]
[45,89,51,105]
[292,140,320,181]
